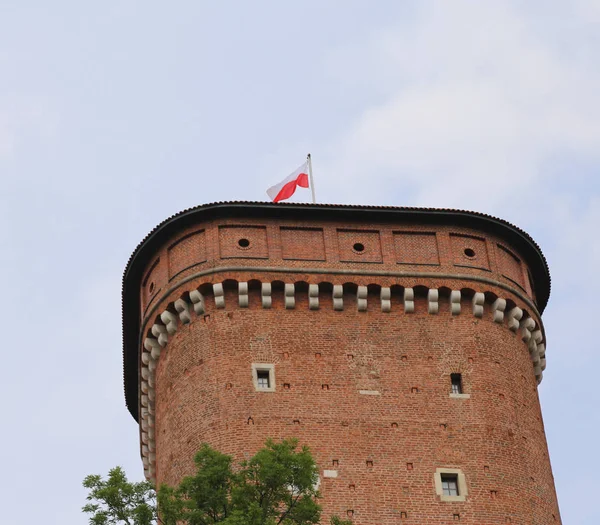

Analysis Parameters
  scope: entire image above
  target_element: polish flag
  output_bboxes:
[266,161,310,203]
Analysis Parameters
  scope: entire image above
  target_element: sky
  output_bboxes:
[0,1,598,523]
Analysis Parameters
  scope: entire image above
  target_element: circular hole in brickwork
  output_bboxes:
[464,248,476,258]
[148,282,155,294]
[353,242,365,253]
[238,238,251,248]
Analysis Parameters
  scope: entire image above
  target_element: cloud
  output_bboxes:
[319,1,600,210]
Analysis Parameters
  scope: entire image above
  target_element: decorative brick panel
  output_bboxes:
[280,227,326,261]
[141,258,165,312]
[450,233,491,271]
[219,225,269,259]
[393,232,440,265]
[168,230,206,279]
[337,229,382,263]
[497,244,524,288]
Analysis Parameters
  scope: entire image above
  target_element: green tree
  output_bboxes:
[82,466,156,525]
[84,439,352,525]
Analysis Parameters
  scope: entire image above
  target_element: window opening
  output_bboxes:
[451,373,462,394]
[256,370,270,389]
[441,474,459,496]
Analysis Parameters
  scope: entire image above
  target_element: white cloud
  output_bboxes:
[320,1,600,210]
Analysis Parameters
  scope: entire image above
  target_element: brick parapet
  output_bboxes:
[139,219,539,320]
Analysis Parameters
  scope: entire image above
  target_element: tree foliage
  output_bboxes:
[84,439,352,525]
[82,466,156,525]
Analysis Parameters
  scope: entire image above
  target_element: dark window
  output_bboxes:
[257,370,270,389]
[441,474,459,496]
[451,373,462,394]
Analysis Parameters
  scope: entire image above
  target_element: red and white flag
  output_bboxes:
[266,161,310,203]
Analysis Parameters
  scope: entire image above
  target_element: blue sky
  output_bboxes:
[1,1,598,523]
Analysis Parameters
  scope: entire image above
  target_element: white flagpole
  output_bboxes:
[307,153,316,204]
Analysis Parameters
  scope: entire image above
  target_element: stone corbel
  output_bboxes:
[403,288,414,313]
[357,286,368,312]
[308,284,319,310]
[450,290,461,315]
[428,289,439,314]
[472,292,485,318]
[507,307,523,332]
[238,282,249,308]
[213,283,225,308]
[174,298,192,324]
[285,284,295,309]
[380,287,391,313]
[189,289,205,315]
[333,285,344,311]
[261,283,272,308]
[491,298,506,323]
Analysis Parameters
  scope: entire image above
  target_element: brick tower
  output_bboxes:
[122,202,560,524]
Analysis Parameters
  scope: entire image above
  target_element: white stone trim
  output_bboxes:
[380,287,391,312]
[160,310,178,335]
[521,317,536,343]
[174,298,192,324]
[434,467,468,502]
[449,393,471,399]
[261,282,272,308]
[403,288,414,313]
[213,283,225,308]
[251,363,276,392]
[333,285,344,311]
[308,284,319,310]
[151,323,168,347]
[359,390,381,395]
[189,289,205,315]
[472,292,485,318]
[285,283,295,309]
[357,286,368,312]
[491,298,506,323]
[450,290,461,315]
[238,282,248,308]
[428,288,439,314]
[507,307,523,332]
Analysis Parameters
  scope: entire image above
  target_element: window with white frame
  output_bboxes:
[252,363,275,392]
[434,468,468,502]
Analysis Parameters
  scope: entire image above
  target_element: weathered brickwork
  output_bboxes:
[124,204,559,525]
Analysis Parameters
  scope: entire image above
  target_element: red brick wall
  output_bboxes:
[138,217,559,524]
[139,218,538,319]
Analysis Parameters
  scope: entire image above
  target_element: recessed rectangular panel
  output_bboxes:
[280,227,326,261]
[450,234,490,271]
[168,230,206,279]
[497,244,524,288]
[141,257,163,312]
[393,232,440,265]
[219,225,269,259]
[337,229,382,263]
